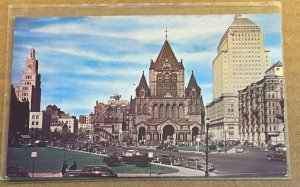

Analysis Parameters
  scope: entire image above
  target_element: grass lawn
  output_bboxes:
[7,147,178,174]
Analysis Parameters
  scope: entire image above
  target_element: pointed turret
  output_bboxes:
[185,71,201,97]
[135,71,151,97]
[149,40,184,71]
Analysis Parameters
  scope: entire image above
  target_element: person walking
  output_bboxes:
[69,161,77,170]
[61,161,68,176]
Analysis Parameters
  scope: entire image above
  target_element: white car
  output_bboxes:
[124,149,142,157]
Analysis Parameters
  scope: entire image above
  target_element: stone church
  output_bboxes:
[128,39,205,144]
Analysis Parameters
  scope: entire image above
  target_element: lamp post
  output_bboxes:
[224,125,228,153]
[205,118,210,177]
[148,152,153,177]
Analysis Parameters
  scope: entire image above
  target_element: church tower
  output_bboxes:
[149,39,184,98]
[13,48,41,112]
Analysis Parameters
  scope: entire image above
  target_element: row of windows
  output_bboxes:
[25,76,32,79]
[25,82,32,85]
[31,121,39,125]
[32,115,39,119]
[232,38,260,42]
[22,87,29,90]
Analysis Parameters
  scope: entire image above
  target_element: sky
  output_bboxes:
[11,14,282,117]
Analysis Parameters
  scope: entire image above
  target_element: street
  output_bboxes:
[120,146,287,178]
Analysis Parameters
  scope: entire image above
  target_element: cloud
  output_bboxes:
[12,14,282,117]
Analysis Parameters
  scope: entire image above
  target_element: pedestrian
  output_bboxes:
[61,161,68,176]
[69,161,77,170]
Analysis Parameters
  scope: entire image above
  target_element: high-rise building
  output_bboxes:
[13,48,41,112]
[213,14,270,98]
[207,15,270,141]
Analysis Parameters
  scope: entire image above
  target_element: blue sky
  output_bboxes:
[11,14,282,117]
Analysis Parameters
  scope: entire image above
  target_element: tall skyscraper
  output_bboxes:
[207,15,270,141]
[13,48,41,112]
[213,14,270,98]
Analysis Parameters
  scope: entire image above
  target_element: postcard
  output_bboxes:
[3,5,287,180]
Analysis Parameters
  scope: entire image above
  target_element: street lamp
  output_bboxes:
[148,152,153,177]
[205,118,210,177]
[224,125,228,153]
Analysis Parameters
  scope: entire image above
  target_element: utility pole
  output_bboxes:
[205,118,209,177]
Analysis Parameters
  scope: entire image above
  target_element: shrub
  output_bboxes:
[103,155,121,167]
[209,144,217,150]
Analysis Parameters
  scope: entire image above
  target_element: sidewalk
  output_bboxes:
[28,163,216,178]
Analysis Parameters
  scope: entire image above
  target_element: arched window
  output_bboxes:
[179,104,184,118]
[153,105,159,118]
[159,104,164,119]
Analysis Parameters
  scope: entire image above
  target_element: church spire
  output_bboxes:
[186,71,201,94]
[135,71,150,97]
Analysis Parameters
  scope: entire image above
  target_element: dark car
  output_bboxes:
[156,144,168,151]
[167,145,178,152]
[63,165,118,178]
[266,151,287,162]
[6,166,30,178]
[159,154,174,165]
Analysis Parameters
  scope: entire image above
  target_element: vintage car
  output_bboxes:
[124,149,142,157]
[159,154,174,165]
[266,151,286,162]
[172,157,184,166]
[236,146,245,153]
[63,165,118,178]
[166,145,179,152]
[183,157,215,171]
[156,144,168,151]
[6,166,30,178]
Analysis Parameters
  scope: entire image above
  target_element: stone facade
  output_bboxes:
[129,39,205,144]
[206,93,240,141]
[91,96,128,142]
[46,105,78,134]
[29,111,51,139]
[238,62,285,146]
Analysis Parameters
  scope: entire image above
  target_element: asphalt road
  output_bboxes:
[119,146,288,178]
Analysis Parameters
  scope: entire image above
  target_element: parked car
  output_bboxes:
[247,142,254,147]
[236,146,245,153]
[63,165,118,178]
[124,149,142,157]
[266,151,286,162]
[172,157,184,166]
[6,166,30,178]
[156,144,168,151]
[166,145,178,152]
[183,157,214,171]
[276,146,286,152]
[159,154,174,165]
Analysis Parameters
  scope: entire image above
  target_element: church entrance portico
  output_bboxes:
[138,126,146,142]
[162,125,174,141]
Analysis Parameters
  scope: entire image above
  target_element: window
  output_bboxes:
[32,115,35,119]
[36,121,38,125]
[36,115,39,119]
